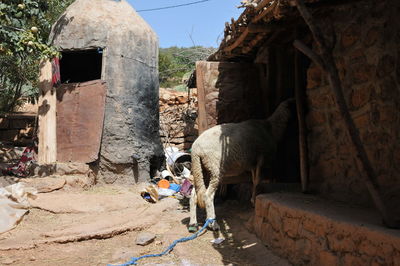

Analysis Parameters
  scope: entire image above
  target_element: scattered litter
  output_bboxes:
[180,166,191,178]
[180,179,193,197]
[164,147,191,177]
[140,185,159,203]
[161,169,174,180]
[141,146,194,203]
[157,179,170,189]
[165,147,179,165]
[169,183,181,192]
[136,232,156,246]
[210,237,225,244]
[173,193,184,200]
[158,188,176,198]
[0,183,37,233]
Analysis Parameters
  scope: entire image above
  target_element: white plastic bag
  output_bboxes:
[0,183,37,234]
[158,188,176,198]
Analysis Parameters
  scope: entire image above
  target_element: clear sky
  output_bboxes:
[127,0,242,48]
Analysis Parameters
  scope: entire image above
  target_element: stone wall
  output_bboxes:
[305,0,400,206]
[254,193,400,266]
[159,88,198,150]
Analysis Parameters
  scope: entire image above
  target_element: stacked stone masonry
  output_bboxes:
[159,88,198,150]
[254,194,400,266]
[305,0,400,207]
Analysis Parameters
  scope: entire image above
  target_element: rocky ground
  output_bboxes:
[0,183,289,266]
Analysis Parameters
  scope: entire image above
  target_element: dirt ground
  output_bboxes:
[0,184,290,266]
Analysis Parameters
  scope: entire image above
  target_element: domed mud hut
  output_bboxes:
[38,0,163,183]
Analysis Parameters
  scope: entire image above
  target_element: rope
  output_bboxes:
[108,218,215,266]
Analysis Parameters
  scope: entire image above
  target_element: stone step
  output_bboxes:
[253,192,400,265]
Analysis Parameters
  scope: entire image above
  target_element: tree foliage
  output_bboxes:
[159,46,216,89]
[0,0,74,112]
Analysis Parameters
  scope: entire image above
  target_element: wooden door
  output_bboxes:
[56,80,106,163]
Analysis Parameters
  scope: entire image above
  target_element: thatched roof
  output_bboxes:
[186,0,354,87]
[208,0,350,62]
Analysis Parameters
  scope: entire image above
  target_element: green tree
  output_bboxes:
[0,0,74,112]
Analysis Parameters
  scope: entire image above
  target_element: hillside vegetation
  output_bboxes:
[159,46,215,89]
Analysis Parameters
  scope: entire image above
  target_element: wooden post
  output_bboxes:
[295,49,309,193]
[38,60,57,164]
[293,0,399,228]
[195,61,210,134]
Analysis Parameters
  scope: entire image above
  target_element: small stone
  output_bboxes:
[29,257,36,261]
[155,240,163,245]
[136,232,156,246]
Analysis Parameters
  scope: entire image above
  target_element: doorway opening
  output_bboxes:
[264,45,310,184]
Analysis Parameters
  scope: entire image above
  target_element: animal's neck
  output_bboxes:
[265,104,291,141]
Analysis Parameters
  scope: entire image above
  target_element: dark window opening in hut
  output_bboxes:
[60,49,103,83]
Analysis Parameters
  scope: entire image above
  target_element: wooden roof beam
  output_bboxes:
[248,24,272,33]
[253,0,279,23]
[255,0,276,12]
[224,28,250,53]
[242,33,266,53]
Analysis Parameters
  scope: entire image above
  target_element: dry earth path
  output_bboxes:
[0,185,289,266]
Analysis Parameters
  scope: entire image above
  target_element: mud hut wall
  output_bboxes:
[49,0,163,183]
[303,0,400,205]
[99,32,160,177]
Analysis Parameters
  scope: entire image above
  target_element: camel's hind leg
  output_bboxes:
[188,187,198,232]
[204,167,221,231]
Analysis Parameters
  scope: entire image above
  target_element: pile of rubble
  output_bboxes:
[159,88,198,151]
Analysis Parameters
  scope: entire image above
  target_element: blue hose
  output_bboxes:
[108,218,215,266]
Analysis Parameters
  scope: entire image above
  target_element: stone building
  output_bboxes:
[39,0,163,183]
[191,0,400,264]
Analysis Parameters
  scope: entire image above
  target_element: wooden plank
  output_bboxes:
[195,61,209,134]
[295,49,309,192]
[38,60,57,164]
